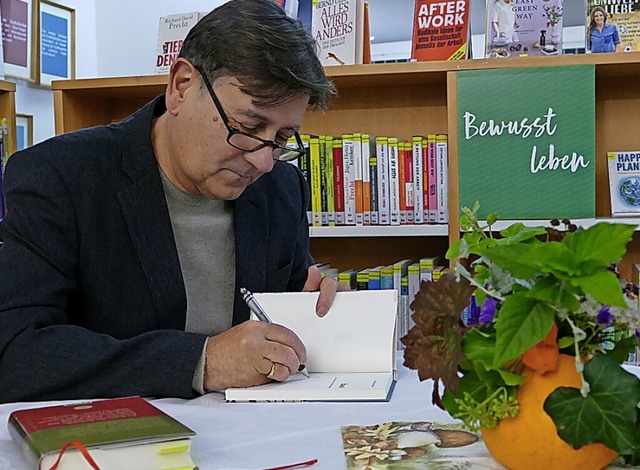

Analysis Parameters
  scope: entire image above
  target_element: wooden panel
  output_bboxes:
[310,236,450,272]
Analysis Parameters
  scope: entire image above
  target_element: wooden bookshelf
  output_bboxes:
[0,80,17,156]
[52,53,640,276]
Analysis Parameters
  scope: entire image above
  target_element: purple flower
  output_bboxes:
[596,306,614,326]
[465,296,480,326]
[479,298,497,324]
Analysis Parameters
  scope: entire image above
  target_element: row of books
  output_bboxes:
[317,257,445,350]
[292,134,449,227]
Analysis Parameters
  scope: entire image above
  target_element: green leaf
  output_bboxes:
[563,223,635,271]
[463,328,495,369]
[526,275,580,311]
[569,270,627,307]
[496,369,526,386]
[477,242,575,280]
[544,355,640,455]
[493,294,556,368]
[497,223,547,244]
[442,371,487,417]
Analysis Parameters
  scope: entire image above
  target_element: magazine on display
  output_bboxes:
[607,150,640,216]
[410,0,471,61]
[586,0,640,53]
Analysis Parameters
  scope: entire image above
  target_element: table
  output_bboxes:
[1,360,637,470]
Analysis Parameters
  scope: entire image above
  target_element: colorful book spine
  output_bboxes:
[380,265,394,290]
[436,134,449,223]
[398,275,409,350]
[376,136,390,225]
[412,136,424,225]
[388,137,401,226]
[398,141,407,225]
[422,136,429,223]
[309,136,322,227]
[356,269,370,291]
[299,134,312,225]
[361,134,372,226]
[338,269,357,289]
[324,135,336,226]
[403,141,415,225]
[369,151,379,225]
[342,134,356,226]
[319,135,329,226]
[427,134,438,223]
[332,138,345,225]
[353,133,364,226]
[407,262,421,329]
[368,266,382,290]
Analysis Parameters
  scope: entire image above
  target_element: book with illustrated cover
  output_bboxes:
[8,396,196,470]
[607,151,640,216]
[312,0,365,66]
[225,290,397,402]
[485,0,564,59]
[587,1,640,53]
[341,421,499,469]
[155,12,203,74]
[410,0,471,61]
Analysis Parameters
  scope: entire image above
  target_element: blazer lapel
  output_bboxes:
[233,186,268,325]
[116,97,186,329]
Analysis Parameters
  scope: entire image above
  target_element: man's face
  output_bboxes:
[164,74,309,200]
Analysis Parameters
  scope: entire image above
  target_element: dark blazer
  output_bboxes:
[0,96,312,403]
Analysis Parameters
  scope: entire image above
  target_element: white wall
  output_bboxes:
[93,0,225,78]
[14,0,96,145]
[16,0,227,145]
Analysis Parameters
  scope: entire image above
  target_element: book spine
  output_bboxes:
[342,135,356,226]
[353,133,364,226]
[324,135,336,226]
[367,266,382,290]
[369,151,379,225]
[412,136,424,225]
[398,141,407,225]
[427,134,438,223]
[376,136,390,225]
[309,136,322,227]
[422,136,429,223]
[356,269,369,290]
[399,275,409,350]
[388,137,401,226]
[361,134,372,226]
[332,138,345,225]
[407,263,421,330]
[380,265,394,290]
[319,135,328,226]
[403,141,415,225]
[436,134,449,223]
[299,134,312,225]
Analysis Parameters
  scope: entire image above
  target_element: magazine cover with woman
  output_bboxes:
[587,1,640,54]
[484,0,564,58]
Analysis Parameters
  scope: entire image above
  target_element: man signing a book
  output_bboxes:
[0,0,346,403]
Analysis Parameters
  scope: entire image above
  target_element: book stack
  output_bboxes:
[292,133,449,227]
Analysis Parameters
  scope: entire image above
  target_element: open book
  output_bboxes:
[225,290,398,402]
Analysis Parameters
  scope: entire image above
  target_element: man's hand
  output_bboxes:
[302,265,350,317]
[203,321,306,391]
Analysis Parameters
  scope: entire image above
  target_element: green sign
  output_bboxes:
[457,66,595,219]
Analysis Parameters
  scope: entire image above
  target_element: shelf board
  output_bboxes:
[310,224,448,238]
[473,218,640,231]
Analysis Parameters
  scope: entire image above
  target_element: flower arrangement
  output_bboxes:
[543,4,563,28]
[402,204,640,465]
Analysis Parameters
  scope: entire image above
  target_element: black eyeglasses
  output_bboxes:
[194,65,306,162]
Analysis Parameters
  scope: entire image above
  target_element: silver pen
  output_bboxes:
[240,287,309,378]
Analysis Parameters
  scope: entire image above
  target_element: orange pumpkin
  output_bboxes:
[482,354,618,470]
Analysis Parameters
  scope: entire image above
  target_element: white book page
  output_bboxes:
[252,290,397,374]
[225,372,394,402]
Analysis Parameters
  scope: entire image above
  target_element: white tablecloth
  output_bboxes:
[1,360,638,470]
